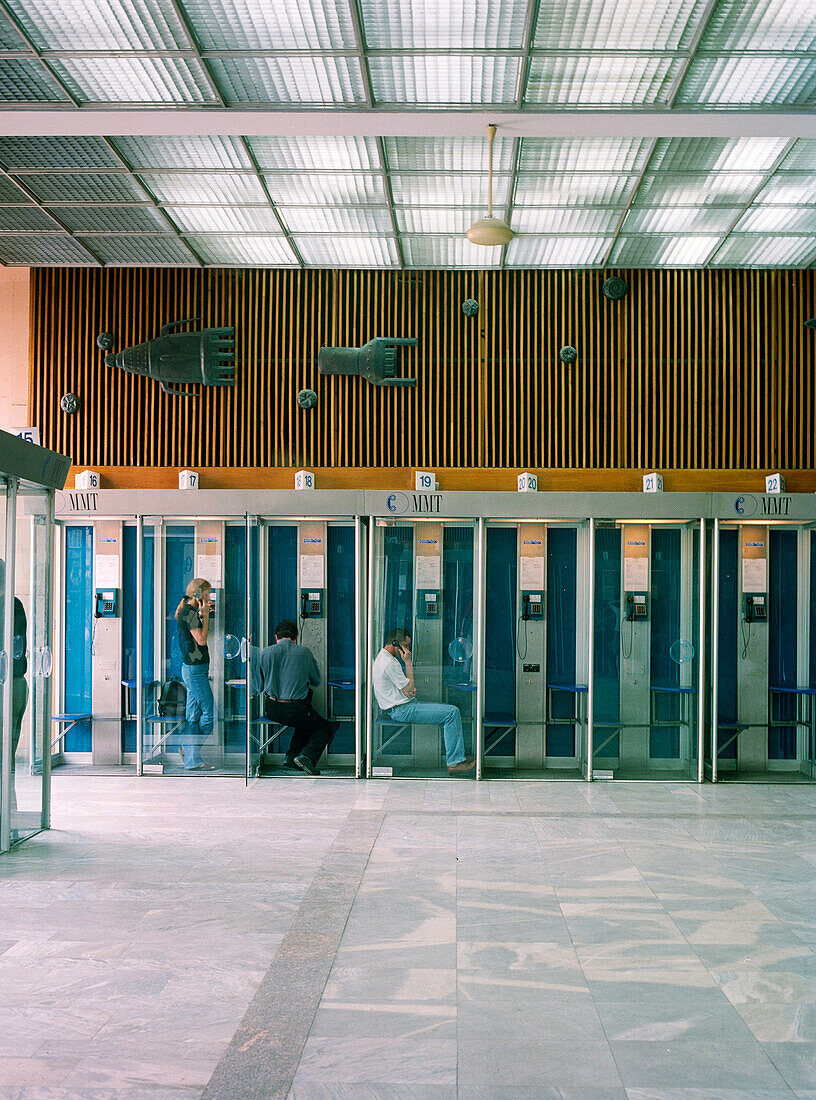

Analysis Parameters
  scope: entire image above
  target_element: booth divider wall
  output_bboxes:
[52,487,816,784]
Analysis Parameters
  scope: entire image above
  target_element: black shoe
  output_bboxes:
[284,756,298,769]
[294,754,320,776]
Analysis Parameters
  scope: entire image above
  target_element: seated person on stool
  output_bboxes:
[373,627,475,775]
[259,619,337,776]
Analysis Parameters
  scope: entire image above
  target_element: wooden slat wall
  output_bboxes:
[30,266,816,471]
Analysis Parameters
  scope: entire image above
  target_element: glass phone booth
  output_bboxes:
[1,430,69,853]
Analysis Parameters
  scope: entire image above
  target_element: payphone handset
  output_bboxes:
[300,589,324,618]
[743,594,766,622]
[94,588,118,618]
[417,589,440,618]
[625,593,648,622]
[521,592,544,621]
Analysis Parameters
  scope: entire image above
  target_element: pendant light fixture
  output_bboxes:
[466,124,514,247]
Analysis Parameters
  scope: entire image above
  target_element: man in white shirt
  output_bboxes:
[372,628,474,774]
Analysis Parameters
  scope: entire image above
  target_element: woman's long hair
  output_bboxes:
[175,577,211,621]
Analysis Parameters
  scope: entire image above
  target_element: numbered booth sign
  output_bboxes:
[415,470,437,492]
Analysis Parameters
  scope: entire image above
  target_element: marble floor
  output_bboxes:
[1,776,816,1099]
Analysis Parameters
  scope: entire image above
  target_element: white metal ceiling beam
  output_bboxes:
[1,110,815,139]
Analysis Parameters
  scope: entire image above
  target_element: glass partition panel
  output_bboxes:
[325,524,356,769]
[370,520,476,778]
[10,488,50,844]
[61,525,93,754]
[591,522,700,780]
[482,523,585,779]
[140,521,247,776]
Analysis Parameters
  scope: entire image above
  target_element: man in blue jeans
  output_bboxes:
[372,628,474,774]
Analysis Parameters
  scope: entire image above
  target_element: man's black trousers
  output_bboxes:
[263,697,336,765]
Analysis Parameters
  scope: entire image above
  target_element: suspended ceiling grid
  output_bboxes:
[0,0,815,269]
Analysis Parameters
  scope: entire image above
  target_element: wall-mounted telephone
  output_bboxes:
[95,588,118,618]
[625,593,648,621]
[744,594,766,622]
[300,589,324,618]
[521,592,544,621]
[417,589,439,618]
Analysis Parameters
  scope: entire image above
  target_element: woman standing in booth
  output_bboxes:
[174,578,215,771]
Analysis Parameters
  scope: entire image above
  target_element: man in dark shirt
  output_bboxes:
[259,620,337,775]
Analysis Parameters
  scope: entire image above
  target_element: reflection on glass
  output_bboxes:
[371,522,475,777]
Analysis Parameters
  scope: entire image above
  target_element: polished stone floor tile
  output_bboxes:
[2,776,815,1097]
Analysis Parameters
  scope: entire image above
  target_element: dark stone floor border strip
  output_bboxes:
[200,808,384,1100]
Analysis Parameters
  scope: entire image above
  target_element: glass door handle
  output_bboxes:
[240,637,248,662]
[38,646,53,678]
[0,650,6,685]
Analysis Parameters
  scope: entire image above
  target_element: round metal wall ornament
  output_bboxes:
[60,393,79,415]
[602,276,628,301]
[297,388,318,410]
[559,345,578,364]
[462,298,479,317]
[96,332,114,351]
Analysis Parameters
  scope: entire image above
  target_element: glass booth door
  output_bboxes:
[368,520,477,779]
[139,520,249,776]
[591,521,703,781]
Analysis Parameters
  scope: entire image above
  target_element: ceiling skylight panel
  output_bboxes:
[533,0,712,49]
[0,59,68,101]
[0,11,28,49]
[505,236,610,266]
[0,234,96,264]
[79,235,198,265]
[166,206,282,233]
[49,58,217,105]
[777,140,816,171]
[189,235,298,266]
[648,137,790,173]
[700,0,816,51]
[263,173,385,205]
[114,136,252,171]
[248,137,379,172]
[610,235,721,265]
[368,55,520,106]
[21,173,148,204]
[0,177,28,202]
[278,207,393,235]
[0,136,120,170]
[403,236,502,268]
[4,0,188,49]
[675,57,816,106]
[753,173,816,204]
[622,206,741,233]
[734,206,816,233]
[140,173,267,204]
[511,208,621,234]
[526,55,683,105]
[396,207,486,233]
[0,206,59,231]
[383,137,514,173]
[54,205,169,234]
[391,173,510,207]
[518,138,649,173]
[514,174,636,206]
[181,0,355,49]
[294,236,399,267]
[633,172,764,206]
[711,235,816,266]
[360,0,527,48]
[209,57,366,106]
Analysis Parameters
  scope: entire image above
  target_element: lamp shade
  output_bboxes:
[466,216,514,246]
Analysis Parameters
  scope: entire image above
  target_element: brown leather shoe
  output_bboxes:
[447,757,475,774]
